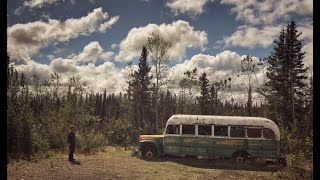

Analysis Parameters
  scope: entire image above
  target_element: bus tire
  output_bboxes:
[141,145,157,160]
[232,151,249,162]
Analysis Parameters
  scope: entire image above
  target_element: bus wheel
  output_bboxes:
[232,151,249,162]
[141,145,157,160]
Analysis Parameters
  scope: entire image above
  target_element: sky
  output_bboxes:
[7,0,313,103]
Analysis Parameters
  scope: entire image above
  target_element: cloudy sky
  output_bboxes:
[7,0,313,102]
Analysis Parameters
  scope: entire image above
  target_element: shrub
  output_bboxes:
[106,118,133,145]
[76,130,107,154]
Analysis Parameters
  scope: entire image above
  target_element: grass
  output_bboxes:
[8,146,281,180]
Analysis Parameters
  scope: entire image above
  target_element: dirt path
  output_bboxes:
[7,147,280,180]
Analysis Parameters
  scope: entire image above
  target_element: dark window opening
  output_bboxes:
[230,126,245,138]
[214,126,228,137]
[198,125,212,135]
[166,124,180,135]
[182,125,195,135]
[263,129,275,140]
[247,128,262,138]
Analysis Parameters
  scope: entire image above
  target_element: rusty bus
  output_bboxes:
[139,114,283,163]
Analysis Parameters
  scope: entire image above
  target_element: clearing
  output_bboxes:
[7,146,281,180]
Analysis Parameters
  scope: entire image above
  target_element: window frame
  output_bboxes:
[213,125,229,138]
[165,124,181,136]
[246,127,263,139]
[181,124,196,136]
[197,124,213,136]
[229,125,246,139]
[262,128,276,140]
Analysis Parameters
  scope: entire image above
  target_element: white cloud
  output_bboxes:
[298,20,313,71]
[220,25,282,48]
[220,20,313,49]
[99,16,120,32]
[169,50,265,103]
[221,0,313,25]
[166,0,209,16]
[72,41,114,64]
[14,42,124,94]
[111,44,118,49]
[116,20,208,61]
[219,20,313,72]
[24,0,60,8]
[8,8,119,64]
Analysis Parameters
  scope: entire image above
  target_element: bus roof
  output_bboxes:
[166,114,280,140]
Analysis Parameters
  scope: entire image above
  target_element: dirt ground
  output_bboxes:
[7,146,281,180]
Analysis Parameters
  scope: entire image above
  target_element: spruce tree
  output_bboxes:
[266,21,308,134]
[133,46,152,130]
[198,72,210,115]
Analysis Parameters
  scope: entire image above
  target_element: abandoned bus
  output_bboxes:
[139,114,281,162]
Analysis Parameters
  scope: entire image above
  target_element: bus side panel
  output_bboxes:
[247,139,263,157]
[213,138,247,157]
[261,140,279,158]
[179,136,204,156]
[163,136,181,155]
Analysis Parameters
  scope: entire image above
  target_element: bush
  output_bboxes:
[76,130,107,154]
[276,128,313,179]
[106,118,133,145]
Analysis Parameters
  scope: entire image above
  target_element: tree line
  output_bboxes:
[7,21,312,178]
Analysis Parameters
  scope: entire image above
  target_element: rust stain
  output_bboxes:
[216,139,243,145]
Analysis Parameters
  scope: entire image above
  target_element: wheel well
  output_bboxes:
[232,150,249,157]
[141,143,157,153]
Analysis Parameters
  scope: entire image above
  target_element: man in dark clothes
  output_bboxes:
[67,125,76,162]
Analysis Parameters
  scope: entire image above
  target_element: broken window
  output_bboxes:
[166,124,180,135]
[263,128,275,140]
[198,125,212,135]
[247,128,262,138]
[230,126,245,138]
[214,125,228,137]
[182,125,195,135]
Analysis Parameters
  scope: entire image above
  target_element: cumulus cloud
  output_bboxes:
[72,41,114,64]
[166,0,209,16]
[171,51,243,82]
[116,20,208,61]
[219,25,282,48]
[169,50,265,103]
[14,42,124,94]
[8,8,119,64]
[219,20,313,72]
[99,16,120,32]
[298,21,313,71]
[24,0,60,8]
[221,0,313,25]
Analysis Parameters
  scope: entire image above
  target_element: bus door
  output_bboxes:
[163,124,181,155]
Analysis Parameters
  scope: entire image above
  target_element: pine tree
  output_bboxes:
[132,46,152,131]
[198,72,210,115]
[266,21,308,135]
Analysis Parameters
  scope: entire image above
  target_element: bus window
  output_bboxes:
[166,124,180,135]
[198,125,212,135]
[182,125,195,135]
[247,128,262,138]
[214,126,228,137]
[230,126,245,138]
[263,128,275,140]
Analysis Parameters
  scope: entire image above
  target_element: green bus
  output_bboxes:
[139,114,282,162]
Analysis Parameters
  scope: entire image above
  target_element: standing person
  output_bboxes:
[67,125,76,162]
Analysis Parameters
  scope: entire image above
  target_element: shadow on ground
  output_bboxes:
[148,156,281,172]
[71,160,81,165]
